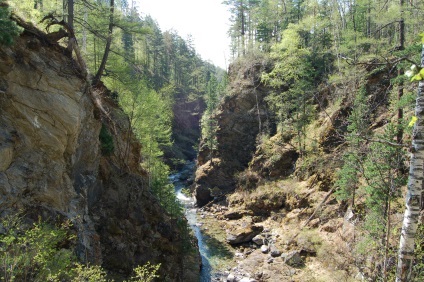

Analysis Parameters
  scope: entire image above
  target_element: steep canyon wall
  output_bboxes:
[0,31,199,281]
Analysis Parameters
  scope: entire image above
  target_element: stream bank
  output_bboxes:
[171,161,356,281]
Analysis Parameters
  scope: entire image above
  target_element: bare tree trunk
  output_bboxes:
[396,44,424,282]
[82,6,87,53]
[67,0,73,30]
[93,0,115,86]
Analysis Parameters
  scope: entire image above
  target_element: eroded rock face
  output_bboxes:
[0,34,199,280]
[166,93,205,168]
[0,35,98,216]
[194,59,275,206]
[249,140,298,179]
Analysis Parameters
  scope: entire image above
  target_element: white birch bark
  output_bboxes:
[396,44,424,282]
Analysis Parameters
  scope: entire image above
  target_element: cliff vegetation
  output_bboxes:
[194,0,424,281]
[0,0,228,280]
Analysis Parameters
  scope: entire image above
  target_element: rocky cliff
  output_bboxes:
[192,55,407,281]
[194,58,280,206]
[0,28,199,280]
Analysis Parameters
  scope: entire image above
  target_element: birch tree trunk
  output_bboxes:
[396,44,424,282]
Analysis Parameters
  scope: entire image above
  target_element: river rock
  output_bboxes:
[226,224,263,245]
[252,234,265,245]
[282,250,303,267]
[240,278,257,282]
[224,209,245,220]
[308,218,320,228]
[261,245,269,253]
[320,218,342,233]
[227,273,236,282]
[270,245,281,257]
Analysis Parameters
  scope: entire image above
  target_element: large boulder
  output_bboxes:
[226,223,263,245]
[282,250,304,267]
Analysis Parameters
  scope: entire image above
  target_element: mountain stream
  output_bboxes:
[170,162,213,281]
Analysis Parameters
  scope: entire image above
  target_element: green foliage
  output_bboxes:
[201,73,227,160]
[411,224,424,281]
[107,75,176,210]
[0,2,21,46]
[0,215,75,282]
[335,86,369,205]
[262,23,315,155]
[0,214,162,282]
[363,123,405,230]
[340,115,407,280]
[410,68,424,82]
[126,262,160,282]
[335,153,360,202]
[99,124,114,156]
[71,264,109,282]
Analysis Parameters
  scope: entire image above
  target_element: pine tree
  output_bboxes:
[261,23,314,155]
[0,1,21,46]
[335,86,369,207]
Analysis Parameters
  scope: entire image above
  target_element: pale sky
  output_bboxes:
[136,0,231,70]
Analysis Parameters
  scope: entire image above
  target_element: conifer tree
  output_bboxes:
[0,1,21,46]
[335,86,369,207]
[261,23,314,155]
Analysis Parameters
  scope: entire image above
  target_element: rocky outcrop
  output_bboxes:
[0,31,199,280]
[249,134,298,179]
[226,223,263,245]
[194,58,275,206]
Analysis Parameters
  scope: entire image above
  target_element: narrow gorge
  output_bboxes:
[1,0,424,281]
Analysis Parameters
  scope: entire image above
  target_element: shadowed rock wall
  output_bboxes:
[194,59,275,206]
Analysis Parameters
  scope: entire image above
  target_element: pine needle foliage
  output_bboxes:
[0,1,21,46]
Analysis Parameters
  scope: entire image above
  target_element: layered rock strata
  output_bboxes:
[0,31,199,280]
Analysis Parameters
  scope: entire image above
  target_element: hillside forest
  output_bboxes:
[1,0,424,281]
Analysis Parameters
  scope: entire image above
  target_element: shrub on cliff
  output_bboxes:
[0,214,161,281]
[0,215,75,281]
[99,124,114,156]
[0,1,21,46]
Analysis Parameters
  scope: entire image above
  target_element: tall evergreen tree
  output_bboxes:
[0,1,21,46]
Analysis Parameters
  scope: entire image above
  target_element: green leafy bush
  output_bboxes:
[0,2,21,46]
[71,264,108,282]
[0,214,161,282]
[99,124,114,155]
[126,262,160,282]
[0,215,75,281]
